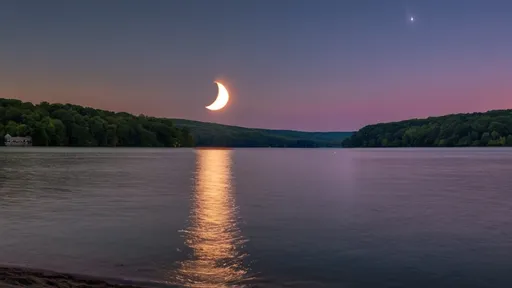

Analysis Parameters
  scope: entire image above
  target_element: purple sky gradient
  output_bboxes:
[1,0,511,131]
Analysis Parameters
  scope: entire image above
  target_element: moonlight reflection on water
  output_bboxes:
[176,149,250,287]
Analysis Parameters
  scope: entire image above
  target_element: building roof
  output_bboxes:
[4,134,32,140]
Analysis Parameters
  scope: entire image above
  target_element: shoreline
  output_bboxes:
[0,265,174,288]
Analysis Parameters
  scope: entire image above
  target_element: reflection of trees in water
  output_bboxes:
[176,149,250,287]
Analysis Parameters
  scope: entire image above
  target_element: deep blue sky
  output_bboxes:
[1,0,512,131]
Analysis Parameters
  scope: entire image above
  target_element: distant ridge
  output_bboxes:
[0,98,351,148]
[171,119,352,147]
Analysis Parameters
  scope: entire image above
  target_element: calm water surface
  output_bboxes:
[1,147,512,287]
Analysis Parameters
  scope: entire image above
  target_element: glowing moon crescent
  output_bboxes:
[206,82,229,111]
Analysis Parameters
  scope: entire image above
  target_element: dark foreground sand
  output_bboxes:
[0,266,145,288]
[0,266,263,287]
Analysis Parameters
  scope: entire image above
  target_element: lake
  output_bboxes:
[1,147,512,287]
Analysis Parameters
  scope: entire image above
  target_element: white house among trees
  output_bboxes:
[4,134,32,146]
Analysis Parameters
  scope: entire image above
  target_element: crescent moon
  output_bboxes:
[206,82,229,111]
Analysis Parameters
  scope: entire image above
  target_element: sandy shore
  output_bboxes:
[0,266,263,287]
[0,266,146,288]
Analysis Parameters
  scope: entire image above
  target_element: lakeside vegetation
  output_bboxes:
[0,98,193,147]
[342,110,512,147]
[0,98,351,147]
[171,119,351,147]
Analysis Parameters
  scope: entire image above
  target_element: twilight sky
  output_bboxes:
[1,0,512,131]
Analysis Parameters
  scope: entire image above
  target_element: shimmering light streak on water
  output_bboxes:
[175,149,249,287]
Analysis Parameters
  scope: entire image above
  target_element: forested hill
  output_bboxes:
[342,110,512,148]
[171,119,351,147]
[0,98,351,147]
[0,98,194,147]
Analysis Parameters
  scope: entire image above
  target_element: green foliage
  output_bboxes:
[171,119,351,147]
[0,98,194,147]
[0,98,351,148]
[343,110,512,147]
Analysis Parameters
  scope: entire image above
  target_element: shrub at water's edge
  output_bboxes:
[342,110,512,148]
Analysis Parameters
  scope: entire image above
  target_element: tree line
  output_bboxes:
[172,119,351,147]
[342,110,512,147]
[0,98,194,147]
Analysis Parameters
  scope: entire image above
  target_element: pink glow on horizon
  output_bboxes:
[1,73,511,131]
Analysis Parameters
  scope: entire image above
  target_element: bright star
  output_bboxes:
[410,16,415,22]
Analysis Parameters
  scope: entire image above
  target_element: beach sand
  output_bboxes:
[0,266,143,288]
[0,266,261,287]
